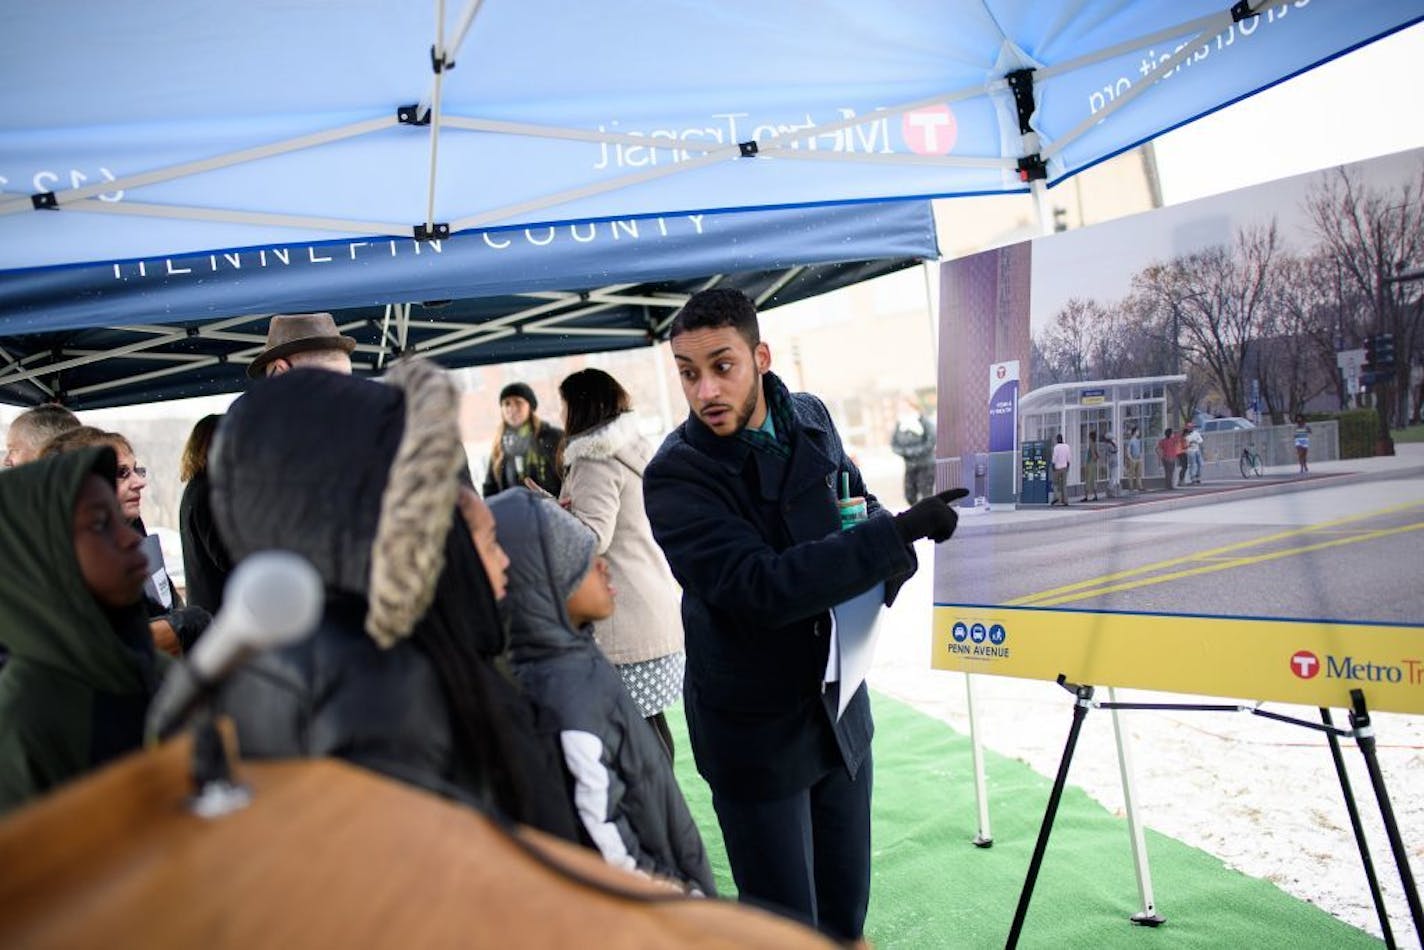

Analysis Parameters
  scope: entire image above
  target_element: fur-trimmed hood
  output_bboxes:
[560,413,649,472]
[211,358,463,649]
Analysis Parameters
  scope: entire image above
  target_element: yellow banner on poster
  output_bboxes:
[932,605,1424,715]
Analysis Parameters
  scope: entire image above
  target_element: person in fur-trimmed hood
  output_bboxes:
[209,359,579,843]
[557,369,685,761]
[487,488,715,896]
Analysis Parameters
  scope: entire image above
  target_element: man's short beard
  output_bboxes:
[732,374,762,433]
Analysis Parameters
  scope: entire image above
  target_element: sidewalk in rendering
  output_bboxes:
[953,442,1424,535]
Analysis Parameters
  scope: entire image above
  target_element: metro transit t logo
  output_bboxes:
[1290,650,1321,679]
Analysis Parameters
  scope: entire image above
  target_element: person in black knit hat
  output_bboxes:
[483,381,564,498]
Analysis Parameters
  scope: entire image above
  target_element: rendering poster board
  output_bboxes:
[932,147,1424,714]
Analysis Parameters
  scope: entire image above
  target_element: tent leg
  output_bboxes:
[964,672,992,847]
[1030,180,1055,237]
[1107,687,1164,926]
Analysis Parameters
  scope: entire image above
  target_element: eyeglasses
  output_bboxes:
[116,465,148,480]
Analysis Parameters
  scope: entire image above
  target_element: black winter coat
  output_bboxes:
[483,421,564,497]
[178,472,233,614]
[643,380,916,801]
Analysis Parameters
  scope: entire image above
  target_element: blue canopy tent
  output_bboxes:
[0,0,1419,406]
[0,201,936,408]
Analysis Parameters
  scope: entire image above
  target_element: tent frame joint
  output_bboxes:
[1230,1,1258,23]
[1016,154,1047,182]
[397,104,431,126]
[1005,68,1037,135]
[430,44,454,73]
[738,140,759,158]
[31,192,57,211]
[413,222,450,241]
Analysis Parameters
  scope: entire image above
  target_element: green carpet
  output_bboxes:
[668,692,1379,949]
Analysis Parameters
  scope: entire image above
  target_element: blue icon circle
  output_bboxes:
[970,623,987,643]
[952,622,969,643]
[989,624,1006,645]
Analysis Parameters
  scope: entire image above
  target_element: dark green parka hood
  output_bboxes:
[0,447,157,813]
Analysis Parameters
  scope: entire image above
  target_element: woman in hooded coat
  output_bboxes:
[487,489,714,895]
[557,369,685,760]
[209,359,579,841]
[0,446,159,813]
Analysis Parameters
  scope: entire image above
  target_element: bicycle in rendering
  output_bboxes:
[1239,443,1263,478]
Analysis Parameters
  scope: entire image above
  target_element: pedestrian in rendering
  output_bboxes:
[1084,430,1101,501]
[1174,428,1189,487]
[1294,415,1311,475]
[1184,421,1204,484]
[1051,433,1072,505]
[1157,428,1178,490]
[1124,426,1143,492]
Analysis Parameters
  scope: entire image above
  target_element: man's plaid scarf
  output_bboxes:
[736,371,794,460]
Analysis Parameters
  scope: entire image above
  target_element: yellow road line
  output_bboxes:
[1008,500,1423,607]
[1026,521,1424,607]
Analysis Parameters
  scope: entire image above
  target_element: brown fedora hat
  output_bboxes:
[247,312,358,379]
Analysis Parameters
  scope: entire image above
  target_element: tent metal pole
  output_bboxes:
[61,198,410,240]
[759,149,1013,170]
[1041,2,1294,164]
[1107,686,1164,926]
[416,326,518,360]
[1033,11,1228,83]
[0,346,53,397]
[964,672,993,847]
[0,117,397,217]
[652,342,677,435]
[442,116,727,154]
[377,305,394,370]
[449,150,731,233]
[754,266,805,307]
[1030,181,1054,237]
[416,0,486,120]
[66,357,225,398]
[424,0,448,234]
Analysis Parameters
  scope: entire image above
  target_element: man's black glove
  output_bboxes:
[893,488,970,543]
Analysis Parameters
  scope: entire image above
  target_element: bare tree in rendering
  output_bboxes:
[1305,163,1424,440]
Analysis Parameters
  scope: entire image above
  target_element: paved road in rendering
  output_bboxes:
[933,477,1424,625]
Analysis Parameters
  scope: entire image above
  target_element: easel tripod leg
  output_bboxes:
[1006,678,1093,949]
[1321,706,1395,949]
[1347,689,1424,946]
[965,672,992,847]
[1107,687,1163,926]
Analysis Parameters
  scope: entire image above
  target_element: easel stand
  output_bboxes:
[1005,678,1422,950]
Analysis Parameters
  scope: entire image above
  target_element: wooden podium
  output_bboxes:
[0,735,833,948]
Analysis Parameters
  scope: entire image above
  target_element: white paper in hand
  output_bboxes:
[828,581,885,720]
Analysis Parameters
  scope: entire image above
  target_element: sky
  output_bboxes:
[1025,22,1424,331]
[1152,22,1424,206]
[1029,148,1423,331]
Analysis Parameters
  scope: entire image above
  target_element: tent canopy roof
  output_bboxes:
[1,1,1417,273]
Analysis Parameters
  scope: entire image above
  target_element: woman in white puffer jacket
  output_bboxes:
[557,369,686,761]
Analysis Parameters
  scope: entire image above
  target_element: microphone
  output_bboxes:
[145,550,323,742]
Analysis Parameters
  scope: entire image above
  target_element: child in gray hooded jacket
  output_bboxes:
[486,489,715,896]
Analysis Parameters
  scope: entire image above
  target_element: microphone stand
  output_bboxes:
[187,708,252,819]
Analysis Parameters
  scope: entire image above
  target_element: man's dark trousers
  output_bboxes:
[712,751,873,941]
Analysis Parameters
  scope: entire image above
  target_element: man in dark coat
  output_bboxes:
[643,289,964,941]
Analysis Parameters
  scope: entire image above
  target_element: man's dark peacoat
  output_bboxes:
[643,381,916,801]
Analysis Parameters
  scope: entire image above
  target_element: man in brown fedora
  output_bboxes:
[247,313,357,379]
